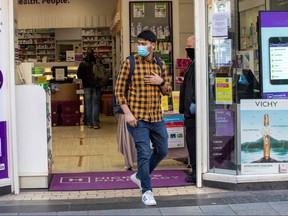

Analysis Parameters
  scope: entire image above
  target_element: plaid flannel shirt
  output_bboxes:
[115,54,172,122]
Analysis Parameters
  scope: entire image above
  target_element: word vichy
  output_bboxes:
[255,101,278,107]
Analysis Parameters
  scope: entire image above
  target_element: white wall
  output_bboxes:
[17,0,117,29]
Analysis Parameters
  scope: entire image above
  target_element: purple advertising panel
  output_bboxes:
[0,70,3,90]
[0,122,8,179]
[259,11,288,99]
[215,109,234,136]
[209,106,235,170]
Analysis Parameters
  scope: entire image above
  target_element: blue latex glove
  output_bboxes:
[189,103,196,114]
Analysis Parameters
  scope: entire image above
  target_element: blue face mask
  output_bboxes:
[138,45,150,57]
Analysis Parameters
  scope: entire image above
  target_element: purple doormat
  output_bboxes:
[49,170,191,191]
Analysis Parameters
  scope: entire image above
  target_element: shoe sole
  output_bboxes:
[142,200,157,206]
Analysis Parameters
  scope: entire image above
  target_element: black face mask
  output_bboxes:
[186,48,195,60]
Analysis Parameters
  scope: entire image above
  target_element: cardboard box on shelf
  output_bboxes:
[51,83,79,101]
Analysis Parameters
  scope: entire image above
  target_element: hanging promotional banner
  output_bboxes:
[240,99,288,174]
[259,11,288,99]
[0,122,8,179]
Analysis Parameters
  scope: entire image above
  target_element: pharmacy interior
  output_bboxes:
[0,0,197,194]
[202,0,288,190]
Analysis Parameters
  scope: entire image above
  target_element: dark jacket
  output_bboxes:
[77,56,108,89]
[77,56,95,88]
[179,61,195,118]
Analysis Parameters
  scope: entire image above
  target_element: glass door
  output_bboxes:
[129,2,174,84]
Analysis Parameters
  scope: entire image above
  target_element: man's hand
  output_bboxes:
[144,72,163,85]
[125,112,137,127]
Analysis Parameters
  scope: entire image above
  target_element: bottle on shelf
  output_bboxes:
[249,20,254,36]
[158,41,163,51]
[157,26,164,38]
[150,26,156,36]
[131,22,135,37]
[164,26,170,37]
[137,22,142,35]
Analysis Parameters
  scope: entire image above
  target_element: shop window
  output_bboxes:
[206,0,266,175]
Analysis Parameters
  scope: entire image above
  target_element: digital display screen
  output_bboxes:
[269,37,288,83]
[259,11,288,98]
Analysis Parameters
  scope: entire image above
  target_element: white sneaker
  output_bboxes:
[142,190,157,206]
[130,173,142,189]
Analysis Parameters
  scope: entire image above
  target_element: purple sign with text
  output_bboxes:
[215,109,234,136]
[0,70,3,90]
[0,122,8,179]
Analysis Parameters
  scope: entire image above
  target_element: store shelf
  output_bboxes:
[18,28,56,62]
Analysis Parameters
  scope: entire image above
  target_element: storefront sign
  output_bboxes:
[240,99,288,174]
[259,11,288,99]
[0,122,8,179]
[18,0,70,6]
[164,115,184,148]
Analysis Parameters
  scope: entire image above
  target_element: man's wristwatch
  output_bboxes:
[160,79,165,86]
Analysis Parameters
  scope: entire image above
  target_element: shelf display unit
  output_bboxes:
[81,27,112,59]
[239,3,265,80]
[18,28,56,62]
[36,29,56,62]
[82,27,113,87]
[18,29,37,61]
[129,2,173,82]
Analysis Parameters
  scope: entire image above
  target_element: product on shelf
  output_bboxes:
[18,28,56,62]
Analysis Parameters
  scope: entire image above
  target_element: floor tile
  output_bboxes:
[129,208,162,215]
[160,206,204,215]
[268,201,288,215]
[57,211,88,215]
[200,205,236,215]
[88,209,130,215]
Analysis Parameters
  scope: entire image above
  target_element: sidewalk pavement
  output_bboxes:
[0,187,288,215]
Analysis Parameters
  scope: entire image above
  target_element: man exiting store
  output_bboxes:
[115,30,172,205]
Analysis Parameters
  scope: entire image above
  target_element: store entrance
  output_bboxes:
[51,113,188,174]
[16,0,192,191]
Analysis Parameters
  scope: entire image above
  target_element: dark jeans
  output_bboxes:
[84,87,101,127]
[185,116,196,169]
[127,120,168,193]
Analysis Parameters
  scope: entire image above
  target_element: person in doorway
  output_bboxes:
[179,35,197,183]
[77,48,101,129]
[115,30,172,206]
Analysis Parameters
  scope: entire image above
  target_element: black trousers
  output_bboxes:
[184,116,196,169]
